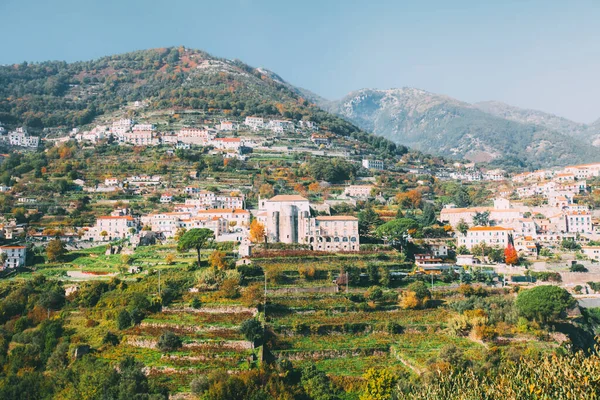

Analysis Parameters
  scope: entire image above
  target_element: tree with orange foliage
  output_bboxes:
[209,250,228,270]
[395,189,422,209]
[59,146,72,159]
[308,182,321,193]
[293,183,307,196]
[259,183,274,198]
[505,234,519,265]
[249,220,266,244]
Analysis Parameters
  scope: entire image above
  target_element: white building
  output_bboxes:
[244,116,264,130]
[440,199,524,229]
[362,159,384,171]
[303,216,359,252]
[89,216,137,241]
[177,128,215,146]
[184,190,245,209]
[268,120,294,133]
[483,169,505,181]
[8,128,39,148]
[212,137,244,151]
[160,193,173,203]
[125,175,161,187]
[132,123,155,131]
[180,217,228,238]
[112,119,133,135]
[458,226,514,250]
[194,208,250,227]
[118,130,155,146]
[105,178,120,187]
[565,211,593,234]
[256,195,358,251]
[311,134,331,146]
[0,246,26,269]
[582,246,600,260]
[343,185,373,199]
[141,212,191,238]
[219,121,236,131]
[257,195,311,244]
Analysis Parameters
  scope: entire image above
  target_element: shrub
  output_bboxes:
[157,331,183,352]
[190,298,202,309]
[190,375,209,396]
[366,286,383,301]
[220,278,239,299]
[240,319,263,345]
[116,309,132,330]
[400,281,431,309]
[102,332,120,346]
[386,321,403,334]
[360,368,397,400]
[85,319,99,328]
[529,271,562,282]
[242,282,263,307]
[298,265,317,280]
[516,285,575,325]
[571,263,588,272]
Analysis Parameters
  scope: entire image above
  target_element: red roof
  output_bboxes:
[98,216,134,221]
[214,137,241,143]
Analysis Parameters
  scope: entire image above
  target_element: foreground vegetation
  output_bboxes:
[0,244,598,399]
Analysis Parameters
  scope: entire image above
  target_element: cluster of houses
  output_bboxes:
[69,116,320,152]
[0,127,40,148]
[242,116,316,133]
[440,197,598,256]
[511,163,600,205]
[84,175,163,193]
[79,186,361,254]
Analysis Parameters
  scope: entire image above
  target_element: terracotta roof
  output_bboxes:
[98,216,134,220]
[568,162,600,168]
[214,137,241,143]
[468,226,513,231]
[566,211,591,215]
[268,195,309,202]
[195,208,249,214]
[315,216,358,221]
[0,246,25,249]
[441,207,492,214]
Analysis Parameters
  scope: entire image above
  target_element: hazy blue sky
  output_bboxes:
[1,0,599,123]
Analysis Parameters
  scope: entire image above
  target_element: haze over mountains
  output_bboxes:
[1,46,598,168]
[319,88,600,168]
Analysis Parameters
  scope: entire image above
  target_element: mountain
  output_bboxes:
[0,47,367,140]
[0,48,415,159]
[474,101,600,145]
[324,88,600,168]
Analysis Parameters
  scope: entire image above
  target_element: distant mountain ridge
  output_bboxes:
[474,100,600,145]
[322,87,600,168]
[1,47,598,168]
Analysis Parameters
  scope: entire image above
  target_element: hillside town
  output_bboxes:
[1,112,600,275]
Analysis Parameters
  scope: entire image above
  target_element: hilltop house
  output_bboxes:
[0,246,26,269]
[86,215,138,241]
[244,116,264,130]
[458,226,514,250]
[343,185,373,199]
[362,159,384,171]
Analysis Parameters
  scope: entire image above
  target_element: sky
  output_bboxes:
[1,0,599,123]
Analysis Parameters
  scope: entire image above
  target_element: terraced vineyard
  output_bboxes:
[18,247,577,398]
